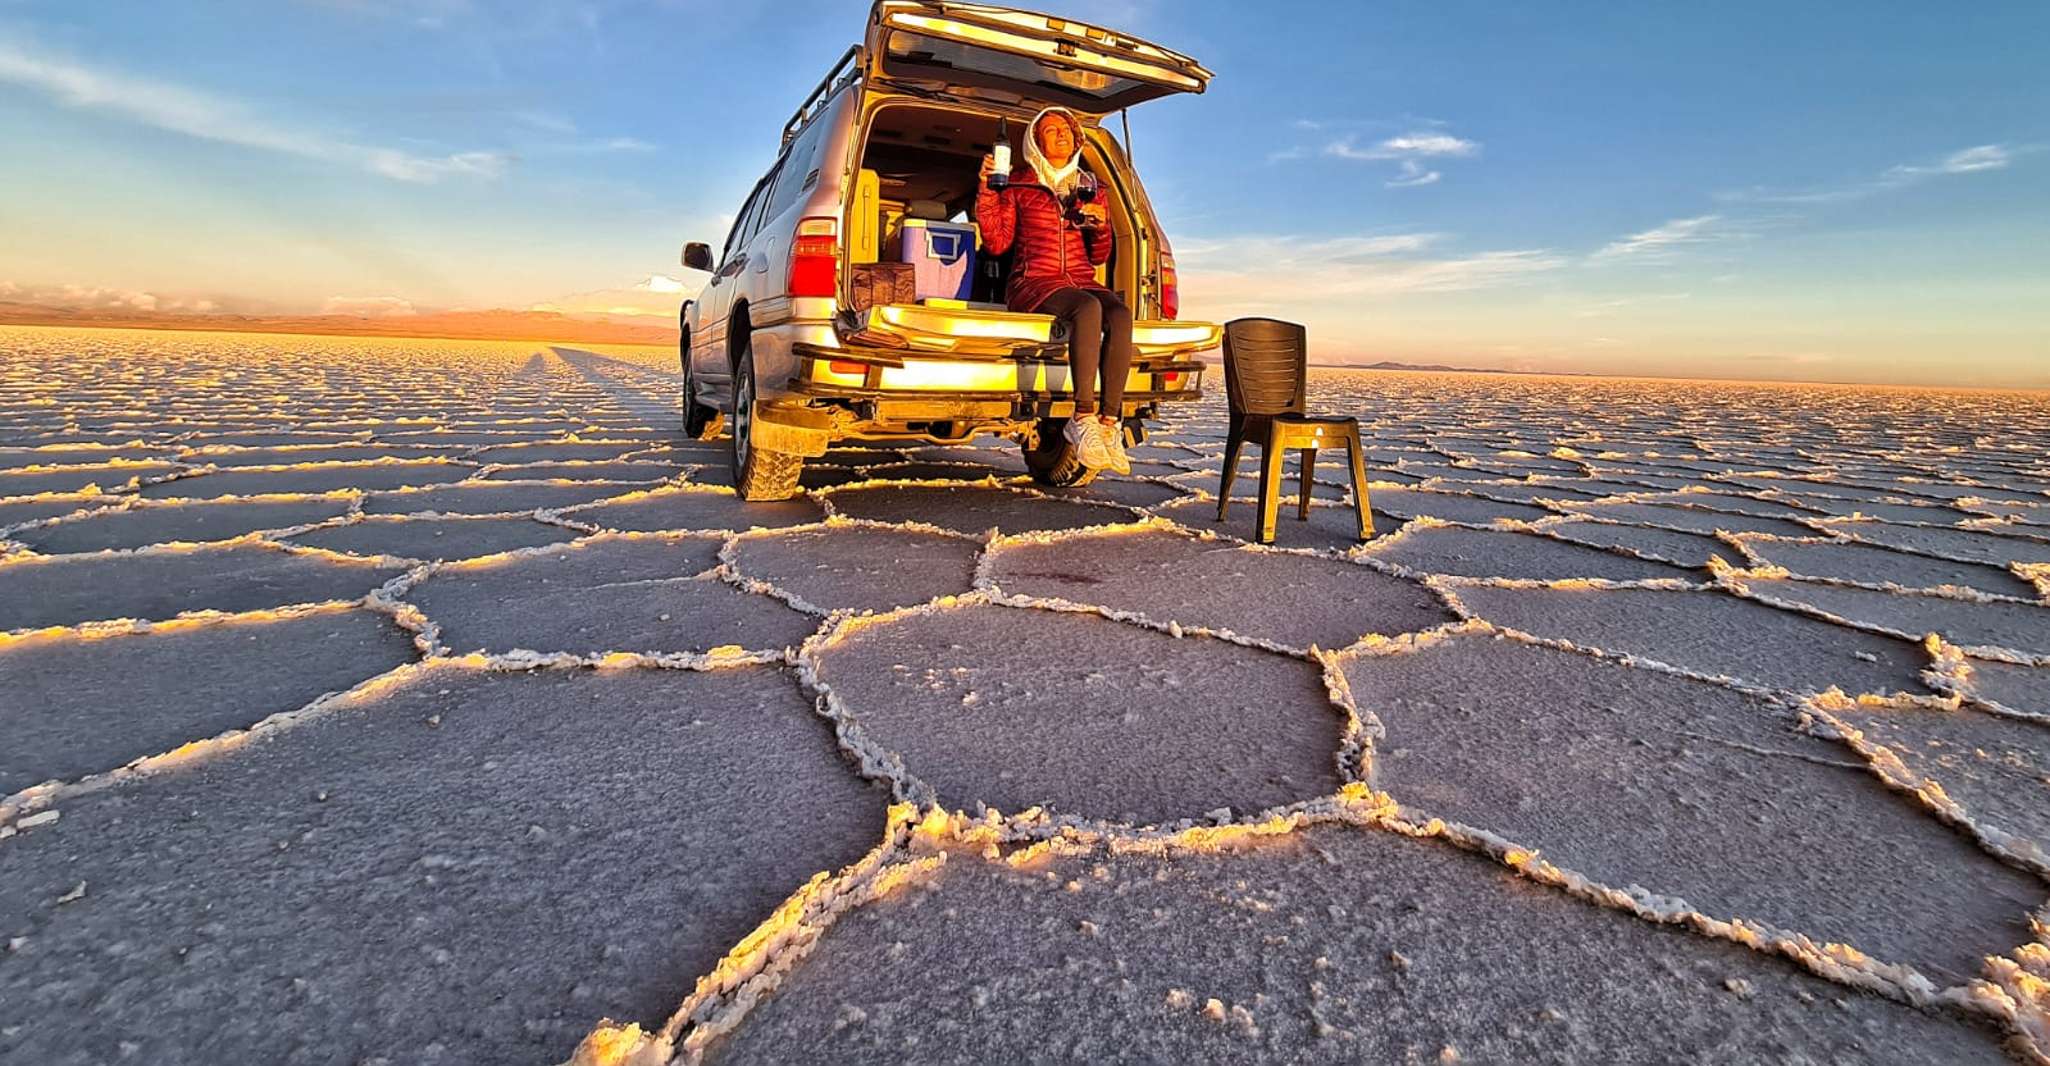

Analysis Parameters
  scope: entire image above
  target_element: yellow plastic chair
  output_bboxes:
[1215,318,1375,545]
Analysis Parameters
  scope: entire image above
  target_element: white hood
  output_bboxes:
[1020,106,1084,197]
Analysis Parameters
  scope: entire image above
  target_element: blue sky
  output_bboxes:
[1,1,2045,386]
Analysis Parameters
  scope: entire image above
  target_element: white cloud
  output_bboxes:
[0,280,242,313]
[0,36,511,183]
[1887,143,2011,179]
[1376,133,1479,157]
[304,0,477,27]
[510,109,577,135]
[322,295,418,316]
[1591,215,1721,260]
[1385,159,1441,188]
[1326,132,1479,161]
[531,273,700,318]
[1174,233,1562,311]
[1,280,157,311]
[1574,292,1692,318]
[1318,130,1479,187]
[537,135,656,155]
[1718,143,2022,205]
[1737,350,1836,365]
[1176,233,1442,262]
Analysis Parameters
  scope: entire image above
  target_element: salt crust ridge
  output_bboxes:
[4,338,2048,1062]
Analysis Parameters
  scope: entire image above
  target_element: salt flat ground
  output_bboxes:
[3,325,2050,1065]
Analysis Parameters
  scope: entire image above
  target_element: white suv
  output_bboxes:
[680,0,1221,499]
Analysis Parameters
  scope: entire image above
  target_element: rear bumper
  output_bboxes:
[789,340,1205,402]
[745,319,1210,451]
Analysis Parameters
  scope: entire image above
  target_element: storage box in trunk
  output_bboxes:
[848,262,917,312]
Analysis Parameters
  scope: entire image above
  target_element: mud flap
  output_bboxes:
[750,405,834,457]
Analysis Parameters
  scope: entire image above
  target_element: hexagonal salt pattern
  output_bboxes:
[8,329,2050,1064]
[1824,698,2050,856]
[1831,521,2050,568]
[1363,524,1694,581]
[1741,538,2040,598]
[0,607,416,791]
[0,664,889,1065]
[1449,584,1936,698]
[1737,578,2050,657]
[1968,661,2050,718]
[1543,519,1743,568]
[0,545,408,630]
[726,524,981,614]
[1345,633,2042,983]
[1156,496,1381,552]
[984,526,1454,650]
[827,483,1134,536]
[564,485,824,533]
[284,515,579,562]
[404,534,815,657]
[13,497,356,554]
[810,602,1347,825]
[138,461,477,498]
[705,826,2010,1065]
[362,480,643,516]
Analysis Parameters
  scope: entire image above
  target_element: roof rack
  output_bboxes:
[783,44,864,148]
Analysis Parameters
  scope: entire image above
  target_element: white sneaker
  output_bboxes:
[1064,415,1113,470]
[1099,419,1133,475]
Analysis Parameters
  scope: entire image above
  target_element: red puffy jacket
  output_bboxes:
[973,165,1113,314]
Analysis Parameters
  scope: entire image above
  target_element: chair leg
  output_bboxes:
[1345,432,1374,540]
[1298,447,1316,520]
[1216,433,1244,521]
[1258,441,1285,544]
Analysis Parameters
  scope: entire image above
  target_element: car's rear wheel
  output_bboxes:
[1020,417,1098,487]
[680,330,722,441]
[730,346,805,500]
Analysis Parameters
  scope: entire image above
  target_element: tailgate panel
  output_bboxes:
[867,1,1213,113]
[858,303,1219,359]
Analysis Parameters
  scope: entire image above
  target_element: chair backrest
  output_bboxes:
[1222,317,1309,417]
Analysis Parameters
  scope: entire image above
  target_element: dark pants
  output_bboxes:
[1036,287,1135,416]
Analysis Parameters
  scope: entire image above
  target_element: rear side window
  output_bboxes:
[742,164,782,243]
[763,108,833,223]
[721,180,769,266]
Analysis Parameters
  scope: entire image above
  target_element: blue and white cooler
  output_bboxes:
[898,218,977,303]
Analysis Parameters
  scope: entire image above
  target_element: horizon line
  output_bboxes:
[1,316,2044,395]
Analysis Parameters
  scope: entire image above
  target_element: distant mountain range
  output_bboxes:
[1,305,1543,375]
[0,302,679,346]
[1327,360,1515,373]
[1196,352,1522,374]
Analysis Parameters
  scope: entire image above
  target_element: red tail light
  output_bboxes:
[1159,252,1179,320]
[789,217,839,298]
[828,360,865,376]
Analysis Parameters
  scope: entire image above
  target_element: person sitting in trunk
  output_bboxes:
[975,106,1132,475]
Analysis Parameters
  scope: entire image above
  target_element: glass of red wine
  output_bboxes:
[1068,172,1100,227]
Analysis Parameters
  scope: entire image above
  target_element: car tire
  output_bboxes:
[730,344,805,501]
[680,330,722,441]
[1020,417,1098,487]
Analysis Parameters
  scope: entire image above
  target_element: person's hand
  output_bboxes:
[1078,201,1108,228]
[979,153,997,181]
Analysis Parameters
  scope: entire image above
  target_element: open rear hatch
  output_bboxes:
[852,303,1218,360]
[865,0,1213,113]
[847,3,1217,373]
